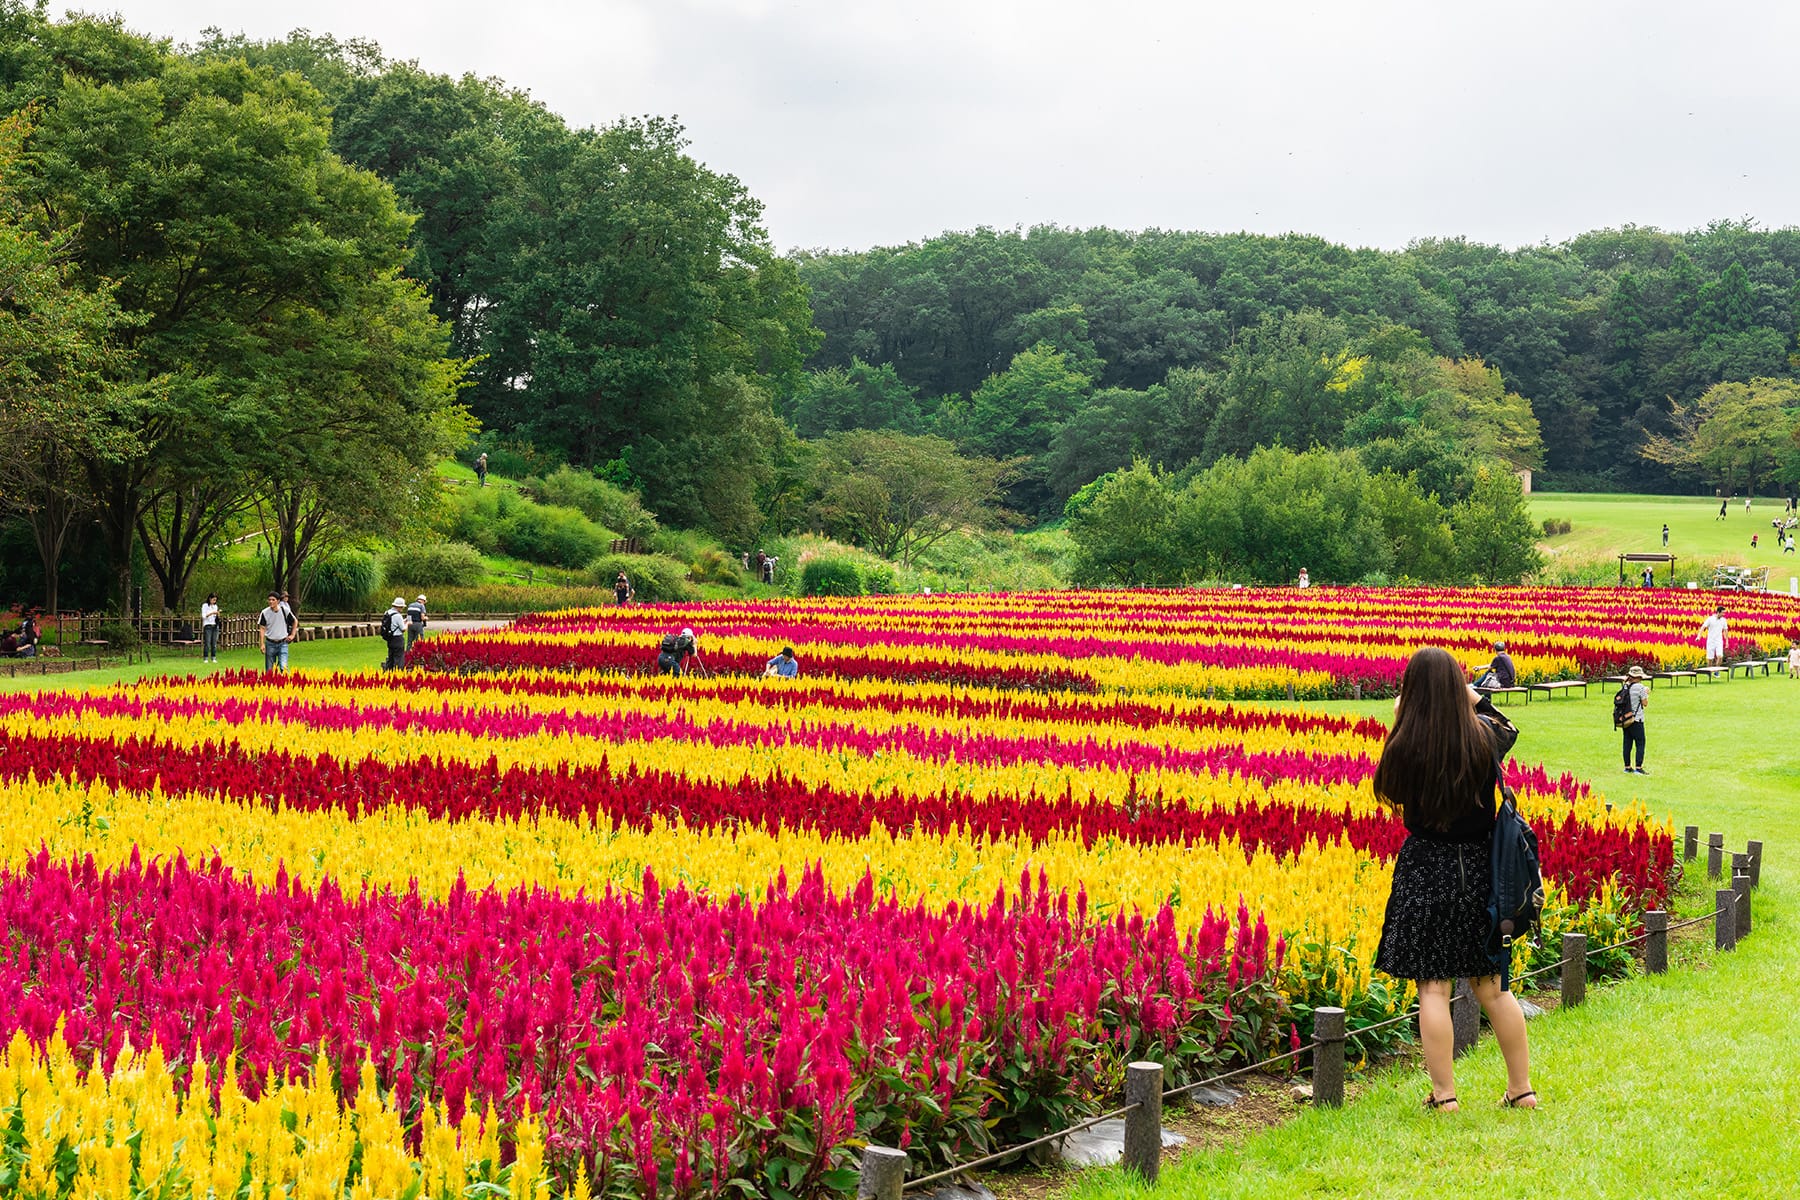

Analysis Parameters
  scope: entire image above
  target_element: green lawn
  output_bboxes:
[1532,491,1800,587]
[0,636,390,693]
[1071,675,1799,1200]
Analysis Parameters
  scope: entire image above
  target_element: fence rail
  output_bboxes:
[858,829,1765,1198]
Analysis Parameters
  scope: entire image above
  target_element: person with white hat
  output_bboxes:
[405,594,428,650]
[656,627,701,676]
[381,598,409,671]
[1618,666,1650,775]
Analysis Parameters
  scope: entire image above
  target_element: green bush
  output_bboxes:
[443,490,613,568]
[588,553,698,602]
[381,542,486,590]
[521,467,659,540]
[689,548,741,586]
[93,621,142,651]
[862,563,897,594]
[461,435,560,481]
[302,549,382,611]
[800,557,863,597]
[416,584,610,614]
[1541,517,1573,536]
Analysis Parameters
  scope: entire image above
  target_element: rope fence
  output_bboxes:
[858,829,1765,1199]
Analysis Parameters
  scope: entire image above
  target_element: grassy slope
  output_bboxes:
[1532,491,1800,584]
[1073,676,1800,1200]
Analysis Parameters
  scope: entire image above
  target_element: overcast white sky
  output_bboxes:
[88,0,1800,253]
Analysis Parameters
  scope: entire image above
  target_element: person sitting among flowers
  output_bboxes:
[764,646,799,678]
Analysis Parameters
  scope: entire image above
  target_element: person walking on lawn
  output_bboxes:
[405,594,428,651]
[1699,605,1729,667]
[1619,665,1650,774]
[257,593,291,672]
[1372,647,1536,1113]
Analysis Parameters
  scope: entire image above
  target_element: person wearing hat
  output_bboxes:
[1698,605,1728,667]
[405,594,428,651]
[381,598,410,671]
[1620,666,1650,774]
[764,646,799,679]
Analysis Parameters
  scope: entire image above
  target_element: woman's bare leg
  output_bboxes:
[1471,974,1536,1106]
[1417,979,1458,1108]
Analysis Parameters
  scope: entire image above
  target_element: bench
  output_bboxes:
[1769,657,1790,675]
[1476,685,1531,705]
[1694,666,1730,682]
[1603,674,1652,691]
[1653,670,1698,686]
[1729,660,1770,679]
[1530,680,1588,701]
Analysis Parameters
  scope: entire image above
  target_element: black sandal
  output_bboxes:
[1502,1090,1537,1108]
[1423,1093,1458,1109]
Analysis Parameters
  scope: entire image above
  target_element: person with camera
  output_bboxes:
[1372,647,1537,1113]
[1618,665,1650,774]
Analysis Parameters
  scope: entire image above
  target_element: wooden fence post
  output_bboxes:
[1733,870,1752,940]
[1643,910,1668,974]
[1714,889,1737,951]
[1312,1007,1345,1107]
[856,1147,907,1200]
[1560,933,1587,1008]
[1746,839,1763,888]
[1707,833,1723,880]
[1123,1061,1163,1184]
[1451,979,1479,1056]
[1683,826,1697,861]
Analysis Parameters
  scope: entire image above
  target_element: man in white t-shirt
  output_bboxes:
[257,593,291,671]
[1698,605,1728,667]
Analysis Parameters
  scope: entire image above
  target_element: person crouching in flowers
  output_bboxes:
[1373,646,1537,1112]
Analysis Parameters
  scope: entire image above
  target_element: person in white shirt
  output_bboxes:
[1786,643,1800,678]
[1698,606,1728,667]
[1297,567,1311,588]
[200,593,221,663]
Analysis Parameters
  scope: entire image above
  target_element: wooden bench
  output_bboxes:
[1476,685,1531,705]
[1603,674,1652,691]
[1653,670,1698,686]
[1530,680,1588,701]
[1729,660,1770,678]
[1694,666,1730,682]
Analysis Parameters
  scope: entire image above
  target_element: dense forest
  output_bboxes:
[3,7,1799,611]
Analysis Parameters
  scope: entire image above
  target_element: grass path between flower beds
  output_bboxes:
[1071,674,1800,1200]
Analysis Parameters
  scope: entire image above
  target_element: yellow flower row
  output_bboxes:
[0,1030,561,1200]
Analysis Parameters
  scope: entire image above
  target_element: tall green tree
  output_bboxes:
[1641,378,1800,497]
[811,430,1016,567]
[1450,466,1543,584]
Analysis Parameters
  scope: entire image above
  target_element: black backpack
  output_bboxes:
[1487,778,1545,972]
[660,633,682,654]
[1612,686,1634,728]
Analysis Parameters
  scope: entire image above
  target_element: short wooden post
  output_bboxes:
[1733,871,1752,939]
[1643,909,1668,974]
[1351,683,1362,700]
[1312,1007,1345,1107]
[1714,889,1737,951]
[1285,682,1295,701]
[1122,1061,1163,1184]
[1683,826,1698,861]
[1746,839,1763,887]
[1707,833,1723,880]
[856,1146,907,1200]
[1560,933,1586,1008]
[1451,978,1479,1056]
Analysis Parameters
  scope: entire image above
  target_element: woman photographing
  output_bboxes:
[1373,646,1537,1112]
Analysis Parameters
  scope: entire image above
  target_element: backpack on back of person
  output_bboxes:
[1612,686,1634,728]
[660,633,681,654]
[1486,780,1545,970]
[383,610,403,638]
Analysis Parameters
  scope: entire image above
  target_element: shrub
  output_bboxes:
[412,585,612,614]
[93,621,141,651]
[381,542,486,591]
[1541,517,1573,537]
[689,548,741,586]
[801,557,863,597]
[302,550,382,611]
[588,553,698,603]
[461,435,560,482]
[521,467,659,540]
[862,563,897,595]
[443,490,613,568]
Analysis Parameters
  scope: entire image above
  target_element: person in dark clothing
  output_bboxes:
[15,613,38,658]
[1661,523,1669,547]
[614,572,631,605]
[1472,641,1515,690]
[1373,647,1536,1113]
[381,598,409,670]
[656,628,700,676]
[475,452,488,487]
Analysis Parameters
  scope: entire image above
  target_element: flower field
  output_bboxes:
[0,587,1705,1198]
[413,586,1800,697]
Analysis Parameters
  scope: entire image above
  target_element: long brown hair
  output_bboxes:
[1372,647,1495,830]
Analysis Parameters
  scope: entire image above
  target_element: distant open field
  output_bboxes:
[1531,492,1800,589]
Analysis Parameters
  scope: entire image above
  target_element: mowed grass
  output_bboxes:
[0,636,393,693]
[1532,491,1800,585]
[1072,675,1800,1200]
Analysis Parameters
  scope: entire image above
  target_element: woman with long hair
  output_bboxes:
[1373,646,1537,1112]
